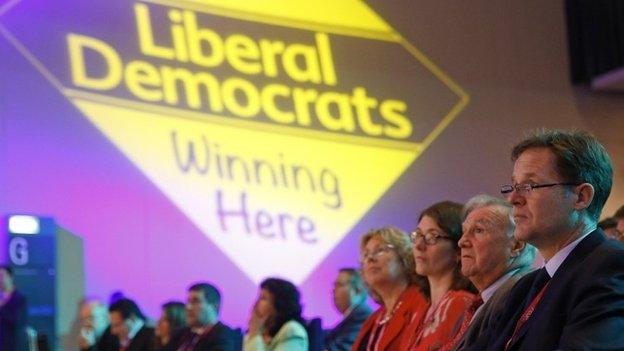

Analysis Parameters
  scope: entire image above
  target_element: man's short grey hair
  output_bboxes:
[463,194,514,236]
[463,194,537,271]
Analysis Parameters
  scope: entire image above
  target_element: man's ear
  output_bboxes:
[574,183,594,211]
[510,239,525,257]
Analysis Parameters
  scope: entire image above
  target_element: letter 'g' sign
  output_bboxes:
[1,0,468,283]
[9,237,29,266]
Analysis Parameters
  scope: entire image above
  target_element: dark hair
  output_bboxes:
[338,268,364,291]
[418,201,477,298]
[188,282,221,312]
[598,217,618,230]
[109,298,145,320]
[511,129,613,221]
[614,205,624,219]
[0,265,13,277]
[156,301,187,347]
[260,278,305,338]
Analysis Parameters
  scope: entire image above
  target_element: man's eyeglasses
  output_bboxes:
[360,244,394,263]
[410,230,452,246]
[500,182,580,196]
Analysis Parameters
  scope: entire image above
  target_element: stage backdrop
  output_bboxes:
[1,0,622,332]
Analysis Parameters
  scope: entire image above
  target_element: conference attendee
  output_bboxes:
[323,268,372,351]
[176,282,234,351]
[0,265,28,351]
[403,201,477,351]
[598,217,621,240]
[449,195,536,351]
[155,301,186,351]
[243,277,308,351]
[614,205,624,241]
[483,129,624,350]
[351,226,428,351]
[108,298,155,351]
[79,298,116,351]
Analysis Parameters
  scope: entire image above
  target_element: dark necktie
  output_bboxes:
[505,268,551,350]
[525,268,551,303]
[177,332,200,351]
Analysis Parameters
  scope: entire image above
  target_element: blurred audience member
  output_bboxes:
[598,217,621,240]
[403,201,477,350]
[244,278,308,351]
[78,298,114,351]
[155,301,186,351]
[109,298,155,351]
[176,283,234,351]
[109,291,126,306]
[0,265,28,351]
[614,205,624,241]
[352,226,427,351]
[324,268,371,351]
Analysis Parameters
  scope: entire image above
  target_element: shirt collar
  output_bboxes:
[126,319,144,343]
[119,319,145,347]
[544,227,595,277]
[480,268,519,303]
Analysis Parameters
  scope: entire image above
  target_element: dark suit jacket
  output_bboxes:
[174,322,235,351]
[0,290,28,351]
[484,230,624,350]
[454,267,531,351]
[323,302,372,351]
[125,325,155,351]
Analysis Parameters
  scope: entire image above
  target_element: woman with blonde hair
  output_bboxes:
[352,226,428,350]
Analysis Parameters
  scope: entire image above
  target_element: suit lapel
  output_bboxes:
[507,230,605,349]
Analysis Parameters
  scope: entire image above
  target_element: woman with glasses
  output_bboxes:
[351,226,428,351]
[402,201,478,350]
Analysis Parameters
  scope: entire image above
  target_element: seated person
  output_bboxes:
[0,265,28,351]
[352,227,428,351]
[155,301,186,351]
[244,278,308,351]
[78,298,116,351]
[175,282,235,351]
[108,298,155,351]
[324,268,371,351]
[402,201,478,351]
[598,217,621,240]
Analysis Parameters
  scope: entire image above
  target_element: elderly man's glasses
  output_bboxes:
[360,244,394,263]
[410,230,452,245]
[500,182,579,196]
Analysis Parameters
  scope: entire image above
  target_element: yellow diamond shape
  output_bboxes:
[0,0,468,284]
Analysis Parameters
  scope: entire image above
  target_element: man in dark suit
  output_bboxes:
[452,195,536,350]
[0,265,28,351]
[481,130,624,350]
[174,282,234,351]
[78,298,117,351]
[108,298,155,351]
[324,268,371,351]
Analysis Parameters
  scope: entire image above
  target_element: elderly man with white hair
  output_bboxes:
[451,194,536,351]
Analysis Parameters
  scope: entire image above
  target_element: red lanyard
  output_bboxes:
[177,325,214,351]
[505,281,550,350]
